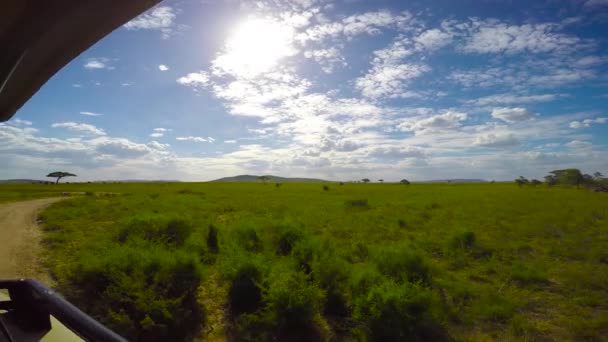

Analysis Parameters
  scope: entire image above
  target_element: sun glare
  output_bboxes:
[216,18,295,78]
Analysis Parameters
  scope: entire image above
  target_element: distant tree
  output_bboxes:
[594,172,604,181]
[339,182,344,186]
[378,179,384,183]
[583,174,595,185]
[400,179,410,185]
[544,175,558,186]
[530,179,542,186]
[258,175,271,184]
[47,171,76,184]
[362,178,370,183]
[515,176,529,187]
[548,169,584,189]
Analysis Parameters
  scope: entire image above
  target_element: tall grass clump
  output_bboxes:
[353,280,437,341]
[117,214,194,246]
[374,245,431,284]
[68,245,204,341]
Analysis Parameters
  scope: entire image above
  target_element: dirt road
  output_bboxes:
[0,198,64,284]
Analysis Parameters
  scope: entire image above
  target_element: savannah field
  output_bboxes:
[1,182,607,341]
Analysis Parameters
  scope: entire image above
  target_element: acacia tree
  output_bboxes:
[594,172,604,181]
[258,175,271,184]
[530,179,542,186]
[548,169,584,189]
[544,175,557,186]
[400,179,410,185]
[515,176,529,187]
[378,179,384,183]
[47,171,76,184]
[361,178,370,183]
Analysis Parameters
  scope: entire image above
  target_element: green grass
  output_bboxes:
[5,182,608,341]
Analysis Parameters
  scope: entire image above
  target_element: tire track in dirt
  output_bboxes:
[0,198,64,284]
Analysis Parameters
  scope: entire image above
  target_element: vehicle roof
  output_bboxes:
[0,0,160,122]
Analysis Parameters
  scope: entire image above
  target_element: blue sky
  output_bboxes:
[1,0,607,181]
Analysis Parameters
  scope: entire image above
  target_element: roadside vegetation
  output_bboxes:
[2,179,608,341]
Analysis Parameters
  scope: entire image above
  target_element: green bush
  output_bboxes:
[312,252,351,316]
[374,246,431,284]
[233,223,263,252]
[263,267,324,329]
[117,214,194,246]
[230,261,264,314]
[68,246,204,341]
[354,280,436,341]
[510,262,549,285]
[274,223,305,256]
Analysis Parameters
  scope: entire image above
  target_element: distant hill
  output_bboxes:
[210,175,332,183]
[419,179,488,183]
[0,179,46,184]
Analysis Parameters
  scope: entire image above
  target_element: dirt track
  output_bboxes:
[0,198,64,284]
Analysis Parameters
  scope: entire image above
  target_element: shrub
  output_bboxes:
[230,262,264,314]
[234,224,263,252]
[274,224,304,256]
[117,215,194,246]
[85,191,94,196]
[207,224,219,253]
[263,268,324,329]
[69,246,204,341]
[312,252,351,316]
[374,246,431,284]
[323,185,330,191]
[354,280,436,341]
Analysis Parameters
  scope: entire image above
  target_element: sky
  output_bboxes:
[1,0,608,182]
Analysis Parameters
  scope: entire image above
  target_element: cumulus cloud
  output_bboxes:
[399,111,468,132]
[459,20,585,55]
[474,133,520,148]
[569,117,607,129]
[51,122,106,136]
[414,29,452,50]
[124,6,177,39]
[304,47,347,73]
[176,72,209,88]
[491,107,534,123]
[84,58,114,70]
[158,64,169,71]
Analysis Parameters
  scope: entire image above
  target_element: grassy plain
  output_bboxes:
[2,182,608,341]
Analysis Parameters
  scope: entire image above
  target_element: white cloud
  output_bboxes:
[356,38,429,99]
[176,136,214,143]
[121,82,132,87]
[398,111,468,132]
[51,122,106,136]
[569,117,607,129]
[84,58,114,70]
[158,64,169,71]
[460,20,585,55]
[304,47,347,73]
[150,133,164,138]
[474,133,520,148]
[224,140,237,144]
[148,141,170,150]
[72,83,82,88]
[491,107,534,123]
[79,111,102,117]
[566,140,592,149]
[468,94,559,106]
[8,118,32,126]
[124,6,177,39]
[414,29,452,50]
[177,72,209,88]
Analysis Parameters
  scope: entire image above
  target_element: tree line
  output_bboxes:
[516,169,606,191]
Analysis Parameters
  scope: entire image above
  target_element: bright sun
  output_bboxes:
[216,18,295,78]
